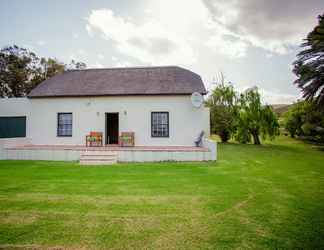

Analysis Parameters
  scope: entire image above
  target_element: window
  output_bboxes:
[151,112,169,137]
[0,117,26,138]
[57,113,72,137]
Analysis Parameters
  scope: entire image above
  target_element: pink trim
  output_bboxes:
[6,144,209,152]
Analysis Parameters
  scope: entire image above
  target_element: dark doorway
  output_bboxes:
[105,113,119,145]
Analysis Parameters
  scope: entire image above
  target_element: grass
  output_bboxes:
[0,136,323,249]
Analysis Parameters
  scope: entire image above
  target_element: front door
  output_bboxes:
[105,113,119,144]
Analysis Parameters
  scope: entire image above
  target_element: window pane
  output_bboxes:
[151,112,168,137]
[58,113,72,136]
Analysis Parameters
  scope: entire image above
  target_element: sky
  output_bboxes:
[1,0,323,104]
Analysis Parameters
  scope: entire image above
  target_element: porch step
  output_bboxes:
[80,151,118,165]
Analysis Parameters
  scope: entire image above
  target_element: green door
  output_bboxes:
[0,117,26,138]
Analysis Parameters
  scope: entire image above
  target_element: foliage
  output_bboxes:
[0,45,87,97]
[236,87,279,144]
[293,14,324,107]
[206,73,238,142]
[283,100,324,142]
[0,45,39,97]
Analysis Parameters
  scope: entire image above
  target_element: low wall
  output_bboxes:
[0,138,31,160]
[118,150,213,162]
[1,138,217,162]
[202,138,217,161]
[3,146,217,162]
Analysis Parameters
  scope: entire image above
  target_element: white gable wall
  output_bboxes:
[28,95,209,146]
[0,97,32,138]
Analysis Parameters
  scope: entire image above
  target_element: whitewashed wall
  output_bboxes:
[0,97,32,138]
[28,96,210,146]
[0,96,210,146]
[0,98,32,158]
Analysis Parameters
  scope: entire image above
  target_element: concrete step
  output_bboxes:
[80,159,117,165]
[80,155,117,159]
[81,151,118,156]
[80,151,117,165]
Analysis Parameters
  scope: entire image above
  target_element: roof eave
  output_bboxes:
[27,92,207,98]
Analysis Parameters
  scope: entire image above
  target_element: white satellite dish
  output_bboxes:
[191,92,203,108]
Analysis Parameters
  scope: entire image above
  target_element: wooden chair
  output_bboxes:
[86,132,103,147]
[119,132,135,147]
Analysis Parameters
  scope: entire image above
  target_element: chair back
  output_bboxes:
[90,132,102,137]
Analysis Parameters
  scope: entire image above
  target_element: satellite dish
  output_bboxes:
[191,92,203,108]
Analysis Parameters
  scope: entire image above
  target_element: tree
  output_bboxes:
[283,100,324,142]
[40,57,66,79]
[236,87,279,145]
[68,60,87,70]
[206,73,238,142]
[0,45,87,97]
[293,14,324,107]
[0,45,40,97]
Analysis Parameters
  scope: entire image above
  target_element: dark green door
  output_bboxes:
[0,116,26,138]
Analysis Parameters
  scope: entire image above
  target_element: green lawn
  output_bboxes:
[0,137,323,249]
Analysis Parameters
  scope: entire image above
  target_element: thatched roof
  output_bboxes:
[28,66,207,98]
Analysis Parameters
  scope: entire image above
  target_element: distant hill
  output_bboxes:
[271,104,292,117]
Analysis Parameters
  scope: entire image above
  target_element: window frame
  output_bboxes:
[57,113,73,137]
[151,112,169,138]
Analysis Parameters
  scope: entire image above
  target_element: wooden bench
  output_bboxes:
[86,132,103,147]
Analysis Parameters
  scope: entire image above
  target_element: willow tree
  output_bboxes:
[236,87,279,145]
[206,73,238,142]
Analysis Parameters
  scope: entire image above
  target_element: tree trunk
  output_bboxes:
[252,131,261,145]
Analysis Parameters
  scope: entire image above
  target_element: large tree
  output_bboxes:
[293,14,324,107]
[0,45,86,97]
[236,87,279,145]
[0,45,40,97]
[283,100,324,142]
[206,73,238,142]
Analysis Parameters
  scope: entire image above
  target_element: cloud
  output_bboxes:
[86,0,321,61]
[86,8,197,65]
[203,0,324,54]
[260,89,299,104]
[206,34,248,58]
[73,33,79,39]
[86,24,94,37]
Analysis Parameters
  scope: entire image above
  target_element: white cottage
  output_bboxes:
[0,66,216,163]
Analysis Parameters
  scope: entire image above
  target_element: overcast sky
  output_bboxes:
[1,0,323,104]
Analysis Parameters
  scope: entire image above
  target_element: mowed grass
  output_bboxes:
[0,137,323,249]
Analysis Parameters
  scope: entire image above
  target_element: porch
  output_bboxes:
[1,141,217,163]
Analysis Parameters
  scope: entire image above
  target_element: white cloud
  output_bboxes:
[260,89,299,104]
[86,0,312,62]
[203,0,323,55]
[86,8,197,65]
[86,24,94,37]
[206,34,248,59]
